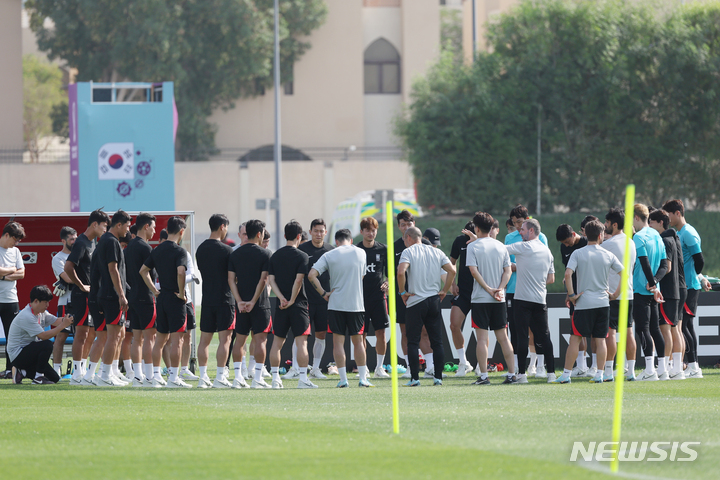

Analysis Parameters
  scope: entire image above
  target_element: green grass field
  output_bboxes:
[2,363,718,480]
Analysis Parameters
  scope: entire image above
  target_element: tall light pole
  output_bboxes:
[273,0,282,250]
[536,104,542,215]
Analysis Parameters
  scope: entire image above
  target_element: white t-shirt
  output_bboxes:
[312,245,366,312]
[505,239,555,305]
[466,237,511,303]
[6,304,57,361]
[0,246,24,303]
[602,233,636,300]
[566,244,623,310]
[185,250,196,302]
[399,243,451,308]
[52,251,72,306]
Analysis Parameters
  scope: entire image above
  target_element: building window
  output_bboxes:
[364,38,401,94]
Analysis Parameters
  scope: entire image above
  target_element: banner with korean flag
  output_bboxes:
[98,143,135,180]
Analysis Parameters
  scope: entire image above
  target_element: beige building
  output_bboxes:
[0,0,23,152]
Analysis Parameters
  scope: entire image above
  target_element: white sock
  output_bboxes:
[234,362,242,380]
[339,367,348,383]
[425,353,434,371]
[216,366,224,379]
[254,364,263,383]
[169,367,179,382]
[537,354,544,369]
[144,363,154,380]
[271,366,280,382]
[224,366,229,379]
[577,351,586,369]
[657,357,667,375]
[299,366,308,382]
[81,359,87,372]
[645,356,655,374]
[100,363,111,381]
[292,343,298,370]
[591,353,597,370]
[457,348,466,366]
[605,361,613,377]
[403,355,409,366]
[358,365,368,382]
[72,361,81,377]
[133,363,143,379]
[514,354,518,371]
[153,366,161,378]
[627,359,636,373]
[199,365,207,378]
[84,362,98,380]
[312,339,326,371]
[111,360,120,376]
[248,355,256,372]
[480,372,488,380]
[123,360,134,377]
[563,368,572,376]
[672,353,682,373]
[529,352,537,368]
[376,353,385,370]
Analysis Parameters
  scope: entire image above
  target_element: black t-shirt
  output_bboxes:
[195,239,233,306]
[88,248,101,303]
[660,230,680,299]
[143,241,187,296]
[560,236,588,293]
[394,237,406,295]
[356,241,387,301]
[298,241,334,304]
[96,232,127,300]
[125,237,155,304]
[665,229,686,290]
[67,233,94,288]
[450,234,473,298]
[228,243,271,310]
[268,246,309,307]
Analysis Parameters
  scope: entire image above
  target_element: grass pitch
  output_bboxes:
[2,366,718,480]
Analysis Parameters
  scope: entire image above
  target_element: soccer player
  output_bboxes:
[505,219,556,383]
[179,248,199,382]
[449,221,476,376]
[397,227,456,386]
[554,220,623,384]
[504,205,548,376]
[65,210,109,384]
[465,212,516,385]
[195,214,235,388]
[0,222,26,379]
[80,242,107,386]
[393,210,417,373]
[229,219,272,389]
[95,210,132,387]
[51,226,77,377]
[355,217,391,378]
[297,219,334,379]
[267,220,314,389]
[140,216,191,388]
[602,208,638,381]
[662,199,710,378]
[556,223,590,377]
[632,204,668,381]
[309,228,368,388]
[125,213,158,386]
[7,285,74,384]
[649,208,685,380]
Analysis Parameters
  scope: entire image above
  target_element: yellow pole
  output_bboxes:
[611,184,635,473]
[386,200,400,434]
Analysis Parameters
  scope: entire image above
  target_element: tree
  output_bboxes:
[23,55,67,163]
[440,8,463,66]
[26,0,327,160]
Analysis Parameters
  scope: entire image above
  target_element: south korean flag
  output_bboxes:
[98,143,135,180]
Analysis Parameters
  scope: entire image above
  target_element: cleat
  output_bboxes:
[80,377,96,386]
[535,366,548,379]
[336,380,349,388]
[232,377,250,389]
[70,376,83,386]
[12,367,24,385]
[115,372,131,383]
[589,375,604,383]
[433,378,443,386]
[570,366,589,378]
[251,379,272,389]
[309,368,327,379]
[142,377,154,387]
[551,374,571,384]
[132,376,146,387]
[625,373,636,382]
[197,376,212,389]
[373,368,390,378]
[455,364,470,377]
[472,377,491,385]
[546,372,557,383]
[465,361,474,372]
[515,373,529,384]
[669,370,685,380]
[526,365,537,376]
[180,370,199,381]
[474,364,482,376]
[358,379,375,388]
[423,369,435,378]
[153,375,167,386]
[604,375,614,382]
[271,379,284,389]
[96,375,125,387]
[31,376,55,384]
[111,375,129,386]
[502,375,518,385]
[261,366,271,378]
[282,367,299,379]
[241,363,249,380]
[166,377,192,388]
[637,371,658,381]
[685,367,703,379]
[657,371,670,381]
[298,378,319,389]
[404,379,420,387]
[213,376,232,389]
[151,377,164,388]
[400,371,412,379]
[587,367,598,378]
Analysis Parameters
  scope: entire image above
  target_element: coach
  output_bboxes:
[397,227,455,386]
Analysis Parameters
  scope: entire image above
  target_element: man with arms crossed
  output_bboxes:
[397,227,456,386]
[229,219,272,389]
[505,219,556,383]
[140,216,191,388]
[0,222,26,379]
[465,212,517,385]
[51,226,76,377]
[195,214,235,388]
[267,220,315,389]
[309,228,369,388]
[554,220,623,384]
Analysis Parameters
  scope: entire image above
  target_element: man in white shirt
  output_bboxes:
[309,228,367,388]
[0,221,26,378]
[505,219,556,383]
[51,226,77,377]
[397,227,456,386]
[7,285,73,384]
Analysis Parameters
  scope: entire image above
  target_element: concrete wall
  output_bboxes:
[0,0,23,150]
[401,0,440,105]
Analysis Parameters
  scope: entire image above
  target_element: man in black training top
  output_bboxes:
[267,220,313,390]
[140,216,190,388]
[195,214,235,389]
[295,218,334,380]
[229,219,272,389]
[449,220,476,376]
